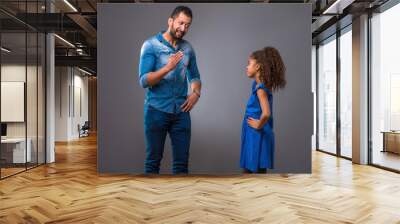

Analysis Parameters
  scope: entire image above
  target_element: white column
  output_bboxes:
[352,14,369,164]
[46,0,55,163]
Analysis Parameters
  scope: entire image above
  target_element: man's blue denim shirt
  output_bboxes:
[139,31,201,114]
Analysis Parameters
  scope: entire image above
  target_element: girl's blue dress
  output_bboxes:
[240,81,274,172]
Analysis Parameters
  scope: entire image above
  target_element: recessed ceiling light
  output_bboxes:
[1,47,11,53]
[54,34,75,48]
[63,0,78,12]
[78,67,92,76]
[322,0,354,15]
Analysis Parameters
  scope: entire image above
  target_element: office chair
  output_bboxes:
[78,121,90,138]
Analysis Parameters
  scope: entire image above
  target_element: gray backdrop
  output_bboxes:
[98,3,312,174]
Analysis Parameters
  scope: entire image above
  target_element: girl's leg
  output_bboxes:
[242,168,252,174]
[257,168,267,174]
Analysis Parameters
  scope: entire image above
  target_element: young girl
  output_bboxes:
[241,47,286,174]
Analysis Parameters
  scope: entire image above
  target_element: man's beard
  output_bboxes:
[169,27,185,40]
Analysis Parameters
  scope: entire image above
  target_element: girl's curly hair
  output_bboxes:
[250,47,286,91]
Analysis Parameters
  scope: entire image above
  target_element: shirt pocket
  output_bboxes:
[158,49,171,66]
[182,51,190,67]
[157,49,174,81]
[176,51,190,81]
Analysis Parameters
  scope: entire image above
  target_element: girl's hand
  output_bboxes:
[247,117,262,130]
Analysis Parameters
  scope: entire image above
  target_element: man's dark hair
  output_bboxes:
[170,6,192,19]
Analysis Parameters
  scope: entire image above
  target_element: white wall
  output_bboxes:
[55,66,69,141]
[1,65,39,138]
[1,66,26,135]
[73,72,89,138]
[55,67,89,141]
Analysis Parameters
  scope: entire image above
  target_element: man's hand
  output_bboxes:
[247,117,262,130]
[181,93,199,112]
[144,51,184,87]
[165,51,184,72]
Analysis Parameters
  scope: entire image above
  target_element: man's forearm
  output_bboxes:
[191,81,201,96]
[145,66,171,87]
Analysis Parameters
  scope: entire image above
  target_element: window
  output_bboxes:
[340,27,352,158]
[0,1,47,179]
[370,2,400,171]
[318,35,337,155]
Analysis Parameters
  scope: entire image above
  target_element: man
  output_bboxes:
[138,6,201,174]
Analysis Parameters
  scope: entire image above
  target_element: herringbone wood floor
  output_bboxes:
[1,134,400,224]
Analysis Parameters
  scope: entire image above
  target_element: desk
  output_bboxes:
[1,138,32,163]
[381,131,400,154]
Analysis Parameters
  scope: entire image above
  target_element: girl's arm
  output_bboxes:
[247,88,271,129]
[256,88,271,127]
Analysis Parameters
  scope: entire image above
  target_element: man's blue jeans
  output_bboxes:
[144,105,191,174]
